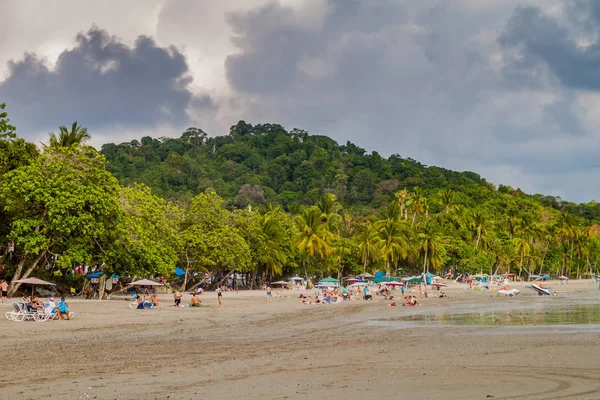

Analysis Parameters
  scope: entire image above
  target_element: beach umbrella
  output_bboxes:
[174,267,186,277]
[270,281,290,286]
[379,281,404,287]
[359,272,374,278]
[128,279,164,286]
[319,277,339,283]
[13,277,56,297]
[559,275,569,280]
[403,277,423,284]
[345,278,361,283]
[349,282,368,287]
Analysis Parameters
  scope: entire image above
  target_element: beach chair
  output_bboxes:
[5,302,37,321]
[274,290,290,299]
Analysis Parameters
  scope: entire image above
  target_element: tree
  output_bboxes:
[418,220,444,274]
[294,207,333,283]
[376,218,412,275]
[47,122,91,148]
[440,188,454,214]
[356,223,381,274]
[470,210,490,250]
[2,147,121,296]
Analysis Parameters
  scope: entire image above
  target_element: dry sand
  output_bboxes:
[1,280,600,400]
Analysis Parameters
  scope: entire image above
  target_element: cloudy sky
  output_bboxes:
[1,0,599,202]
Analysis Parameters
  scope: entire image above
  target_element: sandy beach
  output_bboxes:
[1,280,600,400]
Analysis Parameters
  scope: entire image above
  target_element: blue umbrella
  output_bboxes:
[174,267,186,277]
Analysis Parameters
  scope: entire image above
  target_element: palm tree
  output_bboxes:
[512,236,530,278]
[418,220,443,274]
[48,122,90,148]
[376,219,412,275]
[294,207,333,283]
[440,188,454,214]
[394,189,409,220]
[381,201,401,222]
[470,210,490,250]
[315,193,341,232]
[260,215,287,278]
[406,187,425,226]
[356,223,381,274]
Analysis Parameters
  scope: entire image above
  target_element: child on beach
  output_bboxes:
[266,285,272,301]
[216,287,223,307]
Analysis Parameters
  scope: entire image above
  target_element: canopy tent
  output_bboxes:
[128,279,164,286]
[372,277,398,283]
[174,267,186,277]
[13,277,55,297]
[289,276,304,281]
[403,277,423,284]
[319,277,340,283]
[270,281,290,286]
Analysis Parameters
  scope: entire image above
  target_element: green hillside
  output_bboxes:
[1,107,600,294]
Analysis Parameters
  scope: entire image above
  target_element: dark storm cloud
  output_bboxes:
[0,27,213,134]
[499,4,600,91]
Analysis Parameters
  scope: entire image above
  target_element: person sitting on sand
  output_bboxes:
[190,293,201,307]
[136,295,144,309]
[173,291,182,307]
[438,292,447,298]
[150,294,160,310]
[411,296,420,306]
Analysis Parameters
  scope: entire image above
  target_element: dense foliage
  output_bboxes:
[1,107,599,294]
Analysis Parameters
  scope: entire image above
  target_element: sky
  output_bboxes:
[1,0,599,203]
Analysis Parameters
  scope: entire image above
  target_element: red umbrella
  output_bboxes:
[379,281,404,286]
[345,278,361,283]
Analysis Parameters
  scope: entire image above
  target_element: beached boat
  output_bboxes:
[528,284,550,296]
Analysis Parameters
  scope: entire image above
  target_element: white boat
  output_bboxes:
[528,284,550,296]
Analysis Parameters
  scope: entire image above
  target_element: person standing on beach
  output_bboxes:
[266,285,272,301]
[216,286,223,307]
[0,280,8,303]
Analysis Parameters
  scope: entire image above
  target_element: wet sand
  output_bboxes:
[1,280,600,400]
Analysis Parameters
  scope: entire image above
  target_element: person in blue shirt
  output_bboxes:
[57,297,71,320]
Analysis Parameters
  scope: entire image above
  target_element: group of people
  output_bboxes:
[134,293,160,310]
[389,295,421,307]
[171,286,221,308]
[21,294,71,320]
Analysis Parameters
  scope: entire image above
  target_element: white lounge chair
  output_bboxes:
[6,302,37,321]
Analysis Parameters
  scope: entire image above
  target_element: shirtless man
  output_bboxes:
[0,280,8,303]
[190,293,201,307]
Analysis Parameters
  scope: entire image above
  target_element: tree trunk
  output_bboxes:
[363,258,367,275]
[475,230,481,250]
[98,274,106,300]
[181,251,191,292]
[422,247,429,274]
[9,251,46,297]
[302,260,310,289]
[539,242,549,275]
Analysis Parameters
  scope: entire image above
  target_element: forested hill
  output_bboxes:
[100,121,600,221]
